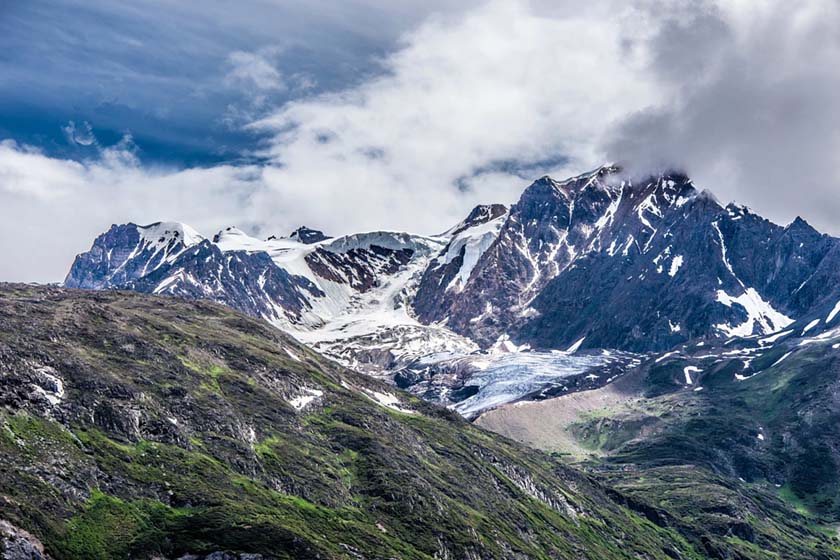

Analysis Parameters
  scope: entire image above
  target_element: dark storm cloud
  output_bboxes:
[606,0,840,234]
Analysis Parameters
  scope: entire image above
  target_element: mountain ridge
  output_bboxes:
[63,165,840,414]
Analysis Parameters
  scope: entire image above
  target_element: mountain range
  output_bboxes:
[64,165,840,415]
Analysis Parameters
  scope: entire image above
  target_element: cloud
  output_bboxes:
[3,0,840,283]
[249,0,840,237]
[225,49,286,92]
[62,121,98,147]
[221,48,319,130]
[0,0,480,165]
[248,0,663,235]
[0,139,267,282]
[605,0,840,234]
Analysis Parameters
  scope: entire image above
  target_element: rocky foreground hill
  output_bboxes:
[1,285,837,559]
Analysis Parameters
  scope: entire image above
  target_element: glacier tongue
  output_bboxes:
[420,349,641,419]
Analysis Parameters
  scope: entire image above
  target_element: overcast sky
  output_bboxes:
[2,0,840,282]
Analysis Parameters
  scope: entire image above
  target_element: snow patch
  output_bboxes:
[758,329,793,346]
[363,389,415,414]
[669,255,684,277]
[683,366,701,385]
[289,388,323,411]
[31,365,65,406]
[655,351,680,363]
[714,288,793,337]
[770,351,793,368]
[827,300,840,324]
[566,337,586,353]
[489,334,529,355]
[802,319,821,335]
[442,213,506,291]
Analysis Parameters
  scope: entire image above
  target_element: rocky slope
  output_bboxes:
[0,283,730,560]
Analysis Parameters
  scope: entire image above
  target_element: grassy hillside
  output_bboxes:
[0,284,713,560]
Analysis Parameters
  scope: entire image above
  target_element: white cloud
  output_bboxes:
[225,49,286,92]
[248,0,840,237]
[607,0,840,233]
[0,140,266,282]
[3,0,840,283]
[62,121,98,147]
[248,0,663,235]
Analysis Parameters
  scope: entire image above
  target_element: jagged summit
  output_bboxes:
[417,166,840,353]
[63,222,203,290]
[551,162,621,187]
[442,203,507,237]
[786,215,820,234]
[289,226,330,244]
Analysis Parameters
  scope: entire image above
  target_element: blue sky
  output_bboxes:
[2,0,840,282]
[0,0,454,165]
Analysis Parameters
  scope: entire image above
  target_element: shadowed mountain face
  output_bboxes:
[418,166,840,352]
[0,284,726,559]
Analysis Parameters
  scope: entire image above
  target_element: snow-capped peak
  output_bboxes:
[212,226,265,250]
[320,230,444,255]
[139,221,204,248]
[289,226,330,244]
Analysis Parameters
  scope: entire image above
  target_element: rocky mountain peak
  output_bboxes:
[65,165,840,381]
[64,222,201,290]
[444,203,507,237]
[289,226,330,244]
[785,215,819,235]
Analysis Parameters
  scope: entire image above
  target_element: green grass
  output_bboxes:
[2,284,834,559]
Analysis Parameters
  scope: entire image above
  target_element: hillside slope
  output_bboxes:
[478,321,840,558]
[0,284,715,560]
